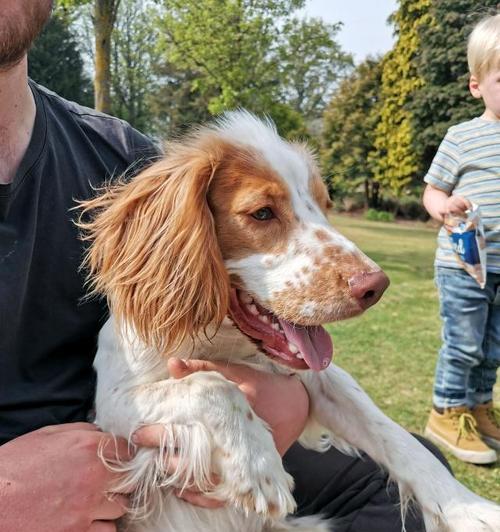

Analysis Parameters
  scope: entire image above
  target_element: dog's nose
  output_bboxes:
[348,271,390,310]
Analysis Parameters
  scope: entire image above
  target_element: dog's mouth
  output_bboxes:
[228,288,332,371]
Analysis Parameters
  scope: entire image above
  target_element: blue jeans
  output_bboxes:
[433,266,500,409]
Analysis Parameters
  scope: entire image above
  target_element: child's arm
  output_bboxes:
[423,184,471,223]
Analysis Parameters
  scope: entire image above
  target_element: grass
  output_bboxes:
[325,213,500,502]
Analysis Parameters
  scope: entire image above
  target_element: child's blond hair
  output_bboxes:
[468,13,500,80]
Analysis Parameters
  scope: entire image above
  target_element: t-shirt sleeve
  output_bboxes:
[423,131,461,193]
[126,126,163,170]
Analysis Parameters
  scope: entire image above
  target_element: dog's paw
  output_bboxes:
[214,447,296,519]
[424,497,500,532]
[234,467,295,519]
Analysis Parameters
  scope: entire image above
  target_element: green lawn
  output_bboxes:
[326,214,500,502]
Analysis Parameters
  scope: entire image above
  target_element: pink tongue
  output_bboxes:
[278,319,333,371]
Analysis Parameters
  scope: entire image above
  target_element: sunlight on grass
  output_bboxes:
[327,214,500,501]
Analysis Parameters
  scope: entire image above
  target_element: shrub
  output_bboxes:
[365,209,395,222]
[397,196,429,221]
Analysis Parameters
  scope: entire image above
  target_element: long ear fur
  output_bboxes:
[78,139,230,354]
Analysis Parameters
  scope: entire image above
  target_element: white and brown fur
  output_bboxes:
[80,112,500,532]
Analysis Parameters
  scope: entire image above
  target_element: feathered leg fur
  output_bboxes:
[300,364,500,532]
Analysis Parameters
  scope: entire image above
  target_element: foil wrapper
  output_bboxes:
[444,204,487,289]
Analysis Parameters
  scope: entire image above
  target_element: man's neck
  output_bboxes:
[0,56,36,185]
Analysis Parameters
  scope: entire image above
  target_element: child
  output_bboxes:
[423,13,500,464]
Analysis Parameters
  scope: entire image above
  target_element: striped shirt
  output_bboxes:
[424,117,500,273]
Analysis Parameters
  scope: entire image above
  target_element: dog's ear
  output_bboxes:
[78,141,230,354]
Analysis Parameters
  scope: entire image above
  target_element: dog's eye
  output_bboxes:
[251,207,275,221]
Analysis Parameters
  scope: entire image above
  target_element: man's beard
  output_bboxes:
[0,0,53,70]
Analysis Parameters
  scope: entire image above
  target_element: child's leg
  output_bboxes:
[425,267,497,463]
[469,272,500,450]
[433,267,490,409]
[468,272,500,405]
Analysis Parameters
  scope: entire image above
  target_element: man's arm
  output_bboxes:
[0,423,133,532]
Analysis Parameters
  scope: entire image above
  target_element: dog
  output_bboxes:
[79,111,500,531]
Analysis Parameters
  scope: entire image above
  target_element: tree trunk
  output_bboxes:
[94,0,120,113]
[365,179,380,209]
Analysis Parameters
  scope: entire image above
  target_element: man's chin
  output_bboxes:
[0,51,27,72]
[0,0,53,71]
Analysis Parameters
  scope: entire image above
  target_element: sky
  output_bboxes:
[299,0,398,63]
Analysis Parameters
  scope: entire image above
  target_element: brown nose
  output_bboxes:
[348,271,390,310]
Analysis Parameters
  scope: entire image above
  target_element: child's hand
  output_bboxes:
[442,195,471,218]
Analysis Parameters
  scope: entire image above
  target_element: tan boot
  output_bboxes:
[424,406,497,464]
[472,401,500,451]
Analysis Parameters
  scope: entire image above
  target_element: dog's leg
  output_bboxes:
[300,364,500,532]
[109,370,296,529]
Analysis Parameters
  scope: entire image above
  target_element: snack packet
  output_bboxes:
[444,203,487,288]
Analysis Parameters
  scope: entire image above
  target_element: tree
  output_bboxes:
[278,17,352,121]
[151,0,349,137]
[147,64,214,136]
[155,0,304,115]
[60,0,121,113]
[110,0,160,131]
[370,0,431,196]
[28,12,93,106]
[410,1,497,174]
[321,58,383,208]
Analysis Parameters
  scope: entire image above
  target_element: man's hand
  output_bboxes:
[0,423,133,532]
[133,357,310,508]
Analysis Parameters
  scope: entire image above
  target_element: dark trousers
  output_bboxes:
[283,435,451,532]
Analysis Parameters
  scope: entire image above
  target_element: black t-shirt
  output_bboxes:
[0,81,158,444]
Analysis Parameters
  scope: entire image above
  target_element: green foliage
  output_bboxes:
[410,1,498,173]
[278,17,352,119]
[28,11,93,106]
[321,58,383,207]
[371,0,431,196]
[364,209,395,222]
[147,65,214,136]
[110,0,161,131]
[150,0,350,137]
[379,194,429,221]
[57,0,350,137]
[58,0,92,7]
[154,0,296,115]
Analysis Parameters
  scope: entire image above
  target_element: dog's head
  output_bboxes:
[80,111,388,371]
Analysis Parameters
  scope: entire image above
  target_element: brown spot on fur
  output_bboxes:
[323,245,343,260]
[268,502,279,516]
[247,411,254,421]
[315,229,331,242]
[240,490,255,511]
[214,448,231,459]
[271,244,373,324]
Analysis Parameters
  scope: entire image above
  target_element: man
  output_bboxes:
[0,2,444,531]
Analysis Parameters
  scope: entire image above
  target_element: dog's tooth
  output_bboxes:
[247,304,259,316]
[288,342,299,354]
[296,353,304,360]
[240,292,253,304]
[258,315,270,324]
[271,323,280,331]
